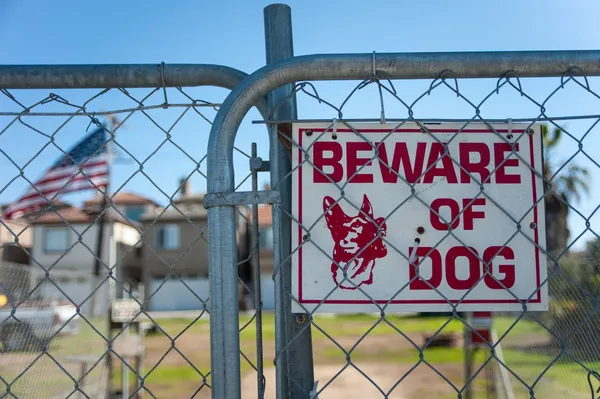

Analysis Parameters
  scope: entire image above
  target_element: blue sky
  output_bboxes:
[1,0,600,250]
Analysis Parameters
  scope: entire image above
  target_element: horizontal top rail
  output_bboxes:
[0,63,270,121]
[207,50,600,195]
[0,63,250,89]
[4,50,600,91]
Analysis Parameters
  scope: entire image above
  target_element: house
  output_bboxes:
[23,197,145,316]
[84,191,159,293]
[140,179,252,312]
[0,216,34,303]
[1,218,33,264]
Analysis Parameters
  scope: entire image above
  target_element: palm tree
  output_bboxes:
[541,123,590,255]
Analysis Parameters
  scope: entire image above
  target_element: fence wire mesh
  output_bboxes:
[2,62,600,399]
[259,70,600,398]
[0,82,268,398]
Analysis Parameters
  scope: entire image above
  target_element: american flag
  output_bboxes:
[3,126,110,220]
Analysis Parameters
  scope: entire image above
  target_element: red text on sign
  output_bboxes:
[408,245,516,291]
[312,141,521,184]
[429,198,486,231]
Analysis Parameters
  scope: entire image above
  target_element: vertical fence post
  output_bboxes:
[264,4,315,399]
[207,202,241,399]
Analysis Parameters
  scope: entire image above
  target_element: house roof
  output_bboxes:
[84,192,158,207]
[140,194,208,222]
[26,204,142,228]
[173,194,205,205]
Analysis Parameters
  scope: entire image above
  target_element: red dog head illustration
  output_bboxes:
[323,195,388,290]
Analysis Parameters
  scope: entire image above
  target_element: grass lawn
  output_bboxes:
[0,316,110,398]
[102,312,599,398]
[0,311,577,397]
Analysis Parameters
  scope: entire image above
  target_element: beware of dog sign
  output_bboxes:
[291,122,547,313]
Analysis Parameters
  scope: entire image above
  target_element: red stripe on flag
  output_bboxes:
[35,160,108,186]
[17,171,109,202]
[4,173,109,219]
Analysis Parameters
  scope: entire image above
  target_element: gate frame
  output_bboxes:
[204,20,600,398]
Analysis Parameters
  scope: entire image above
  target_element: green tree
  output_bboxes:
[541,124,590,255]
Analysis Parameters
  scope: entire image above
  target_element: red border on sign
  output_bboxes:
[296,128,542,305]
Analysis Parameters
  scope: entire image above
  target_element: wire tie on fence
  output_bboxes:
[371,51,386,124]
[561,66,591,91]
[332,118,338,139]
[507,118,512,139]
[378,84,386,124]
[160,61,168,109]
[496,71,524,96]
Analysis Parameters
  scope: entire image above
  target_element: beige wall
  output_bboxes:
[142,218,209,280]
[0,220,33,248]
[114,222,141,247]
[31,222,140,274]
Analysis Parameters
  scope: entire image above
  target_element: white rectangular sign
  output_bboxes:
[111,299,141,323]
[291,122,547,313]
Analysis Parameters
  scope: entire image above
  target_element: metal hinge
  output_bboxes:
[204,189,280,208]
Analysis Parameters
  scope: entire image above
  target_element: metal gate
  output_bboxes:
[206,5,600,399]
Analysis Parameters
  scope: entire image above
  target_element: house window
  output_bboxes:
[259,227,273,250]
[125,206,146,222]
[155,224,180,250]
[44,227,70,252]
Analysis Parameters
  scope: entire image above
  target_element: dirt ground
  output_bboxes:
[136,327,470,398]
[242,363,467,399]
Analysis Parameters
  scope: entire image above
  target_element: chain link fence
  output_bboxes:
[0,70,270,398]
[257,71,600,398]
[2,33,600,399]
[201,46,600,399]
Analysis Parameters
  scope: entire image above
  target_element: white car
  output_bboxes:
[0,299,80,352]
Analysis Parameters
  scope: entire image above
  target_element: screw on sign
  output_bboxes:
[291,122,547,313]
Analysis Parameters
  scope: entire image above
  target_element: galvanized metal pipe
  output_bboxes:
[264,4,315,399]
[207,205,241,398]
[1,64,247,89]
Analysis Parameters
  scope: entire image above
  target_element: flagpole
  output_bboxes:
[90,121,114,318]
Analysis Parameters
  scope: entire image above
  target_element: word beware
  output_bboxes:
[313,141,521,185]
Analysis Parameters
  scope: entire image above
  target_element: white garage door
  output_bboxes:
[148,277,210,311]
